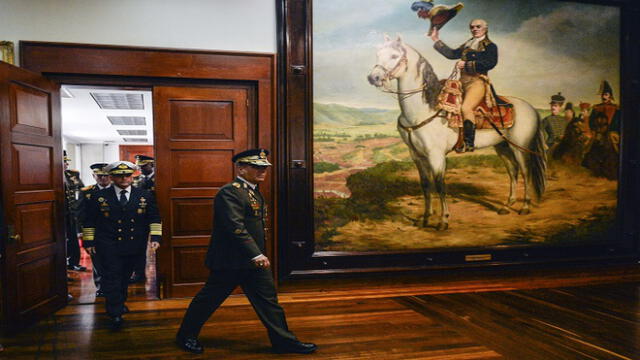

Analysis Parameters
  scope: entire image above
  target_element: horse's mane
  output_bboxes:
[407,45,442,108]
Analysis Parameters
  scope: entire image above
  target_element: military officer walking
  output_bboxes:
[78,163,112,297]
[82,161,162,330]
[64,150,86,272]
[176,149,317,355]
[129,154,156,284]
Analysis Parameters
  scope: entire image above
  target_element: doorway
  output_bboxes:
[60,85,158,304]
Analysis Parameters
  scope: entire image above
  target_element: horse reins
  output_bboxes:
[373,49,427,100]
[397,110,443,157]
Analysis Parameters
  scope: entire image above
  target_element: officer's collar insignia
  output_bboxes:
[140,197,146,202]
[232,182,241,188]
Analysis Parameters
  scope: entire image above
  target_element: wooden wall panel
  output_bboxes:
[172,198,214,236]
[119,145,154,164]
[170,100,233,140]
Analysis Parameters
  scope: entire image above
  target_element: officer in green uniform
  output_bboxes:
[129,154,156,284]
[64,150,86,271]
[82,161,162,330]
[78,163,112,297]
[176,149,317,355]
[541,92,568,149]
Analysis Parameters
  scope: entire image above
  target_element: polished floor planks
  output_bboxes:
[1,297,503,359]
[5,263,640,359]
[398,282,640,360]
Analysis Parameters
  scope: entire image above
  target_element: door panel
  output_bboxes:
[0,62,66,333]
[119,144,154,164]
[154,85,257,297]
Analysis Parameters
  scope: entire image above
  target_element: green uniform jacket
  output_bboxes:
[205,178,267,270]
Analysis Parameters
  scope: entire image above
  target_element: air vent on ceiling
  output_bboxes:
[117,129,147,136]
[91,93,144,110]
[123,137,148,143]
[107,116,146,126]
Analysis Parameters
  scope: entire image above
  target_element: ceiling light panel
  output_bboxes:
[91,92,144,110]
[123,137,148,142]
[107,116,146,126]
[117,129,147,136]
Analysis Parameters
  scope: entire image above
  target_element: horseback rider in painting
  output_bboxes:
[430,18,498,152]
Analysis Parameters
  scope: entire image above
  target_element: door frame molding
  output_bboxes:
[20,41,278,297]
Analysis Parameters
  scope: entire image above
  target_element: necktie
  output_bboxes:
[119,189,128,206]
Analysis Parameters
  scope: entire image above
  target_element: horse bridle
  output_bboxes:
[373,48,426,98]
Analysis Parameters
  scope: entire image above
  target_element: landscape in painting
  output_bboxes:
[313,0,620,252]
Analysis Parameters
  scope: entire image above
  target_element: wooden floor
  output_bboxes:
[2,264,640,359]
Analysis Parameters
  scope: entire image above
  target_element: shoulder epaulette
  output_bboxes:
[232,182,241,188]
[81,185,95,192]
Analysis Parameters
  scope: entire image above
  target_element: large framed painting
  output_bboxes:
[276,0,640,277]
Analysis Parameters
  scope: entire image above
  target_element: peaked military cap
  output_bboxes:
[598,80,614,98]
[105,161,138,175]
[63,150,71,162]
[90,163,109,175]
[135,154,155,166]
[232,148,272,166]
[550,92,565,105]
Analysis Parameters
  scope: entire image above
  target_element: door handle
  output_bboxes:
[7,224,20,244]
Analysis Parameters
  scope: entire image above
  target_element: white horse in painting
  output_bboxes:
[367,35,546,230]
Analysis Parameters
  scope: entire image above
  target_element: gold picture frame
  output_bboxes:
[0,41,15,65]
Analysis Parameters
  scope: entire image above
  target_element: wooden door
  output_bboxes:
[154,85,266,297]
[119,145,154,164]
[0,62,66,333]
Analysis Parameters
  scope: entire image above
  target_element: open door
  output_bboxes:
[154,85,270,298]
[0,62,66,333]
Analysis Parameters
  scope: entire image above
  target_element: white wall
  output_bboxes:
[0,0,277,63]
[76,143,120,185]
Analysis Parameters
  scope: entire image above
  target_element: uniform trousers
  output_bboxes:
[97,246,138,317]
[460,73,486,124]
[65,214,81,267]
[177,267,298,346]
[89,252,104,290]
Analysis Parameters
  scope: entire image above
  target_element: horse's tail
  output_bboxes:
[528,111,547,200]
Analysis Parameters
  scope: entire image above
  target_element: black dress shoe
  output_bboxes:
[110,316,123,331]
[176,336,204,354]
[272,341,317,354]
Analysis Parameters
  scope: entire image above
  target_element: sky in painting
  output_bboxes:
[313,0,620,109]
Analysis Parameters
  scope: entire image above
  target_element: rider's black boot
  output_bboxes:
[463,119,476,152]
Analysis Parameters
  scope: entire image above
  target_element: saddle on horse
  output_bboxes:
[437,78,514,130]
